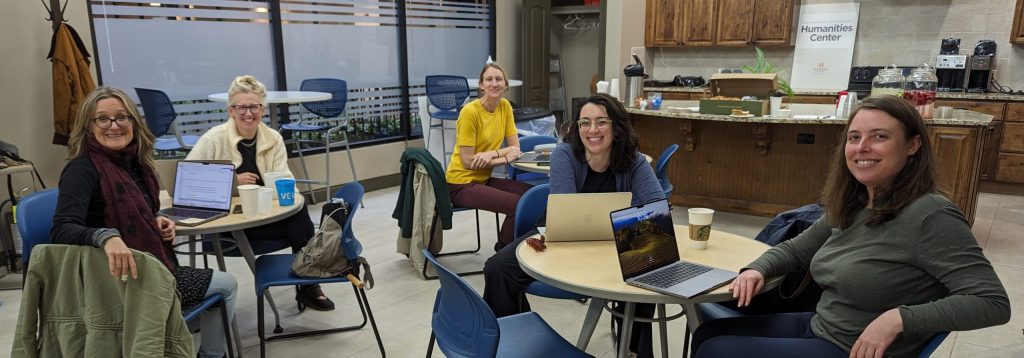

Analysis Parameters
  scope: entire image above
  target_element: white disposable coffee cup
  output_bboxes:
[238,184,261,218]
[770,97,783,116]
[596,81,610,94]
[263,172,286,200]
[688,208,715,250]
[258,187,274,215]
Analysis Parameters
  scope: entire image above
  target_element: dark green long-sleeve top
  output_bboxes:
[747,193,1010,357]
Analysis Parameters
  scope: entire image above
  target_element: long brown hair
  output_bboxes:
[565,93,640,173]
[67,86,157,171]
[821,95,937,228]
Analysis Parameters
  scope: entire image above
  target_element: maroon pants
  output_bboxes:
[449,177,532,249]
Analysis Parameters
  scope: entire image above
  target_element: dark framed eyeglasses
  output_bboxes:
[230,104,264,114]
[92,115,134,129]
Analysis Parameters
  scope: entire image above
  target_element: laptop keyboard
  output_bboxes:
[634,262,712,288]
[162,207,224,219]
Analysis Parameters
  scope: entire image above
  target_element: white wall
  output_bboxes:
[604,0,647,100]
[496,0,523,105]
[0,1,94,190]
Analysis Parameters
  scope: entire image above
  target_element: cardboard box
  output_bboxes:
[699,73,778,116]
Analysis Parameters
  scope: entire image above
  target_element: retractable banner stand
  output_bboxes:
[790,3,860,91]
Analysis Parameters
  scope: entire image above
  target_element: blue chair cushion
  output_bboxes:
[254,253,352,295]
[281,123,331,132]
[496,312,593,358]
[525,281,587,300]
[430,109,460,120]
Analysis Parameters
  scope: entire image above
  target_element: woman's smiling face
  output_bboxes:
[479,67,506,101]
[578,103,614,157]
[844,108,921,195]
[91,98,135,151]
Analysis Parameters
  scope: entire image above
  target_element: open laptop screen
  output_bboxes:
[172,161,235,210]
[610,199,680,280]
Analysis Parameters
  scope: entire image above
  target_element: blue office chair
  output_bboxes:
[17,188,235,356]
[424,75,470,168]
[655,144,679,197]
[253,182,384,358]
[134,88,200,155]
[512,184,588,309]
[509,135,557,184]
[15,189,58,274]
[280,78,359,204]
[423,249,592,358]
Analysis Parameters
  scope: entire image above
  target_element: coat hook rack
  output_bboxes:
[42,0,69,31]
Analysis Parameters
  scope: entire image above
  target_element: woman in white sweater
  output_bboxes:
[187,75,334,311]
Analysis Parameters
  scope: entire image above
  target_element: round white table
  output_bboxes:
[511,153,654,174]
[208,91,332,128]
[517,226,778,358]
[164,190,306,338]
[466,78,524,89]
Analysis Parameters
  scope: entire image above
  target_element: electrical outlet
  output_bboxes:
[797,133,815,144]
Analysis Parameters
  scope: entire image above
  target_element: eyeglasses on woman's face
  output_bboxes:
[92,115,134,129]
[577,118,612,131]
[230,104,263,114]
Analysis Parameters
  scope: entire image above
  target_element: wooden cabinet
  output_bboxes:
[935,100,1006,181]
[715,0,755,46]
[1011,0,1024,44]
[682,0,717,46]
[996,153,1024,183]
[751,0,795,46]
[646,0,794,47]
[645,0,684,46]
[928,125,983,224]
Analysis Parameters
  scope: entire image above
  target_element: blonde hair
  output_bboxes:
[227,75,268,107]
[67,86,156,171]
[478,62,509,90]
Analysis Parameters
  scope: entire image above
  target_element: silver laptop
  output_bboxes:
[610,199,737,299]
[157,161,236,226]
[544,192,632,242]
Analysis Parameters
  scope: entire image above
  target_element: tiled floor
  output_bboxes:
[0,188,1021,357]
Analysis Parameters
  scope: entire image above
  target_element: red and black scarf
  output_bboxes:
[85,137,175,269]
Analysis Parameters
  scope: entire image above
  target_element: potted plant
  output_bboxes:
[743,47,794,97]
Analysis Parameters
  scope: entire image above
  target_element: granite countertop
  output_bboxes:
[627,100,994,127]
[644,86,1024,102]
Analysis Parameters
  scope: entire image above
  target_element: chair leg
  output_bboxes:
[440,121,448,169]
[220,302,235,358]
[426,331,436,358]
[258,293,266,358]
[658,304,668,358]
[356,286,385,356]
[323,132,331,204]
[341,130,363,208]
[682,325,691,358]
[422,210,484,280]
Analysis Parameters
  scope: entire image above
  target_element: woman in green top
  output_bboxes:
[693,95,1010,358]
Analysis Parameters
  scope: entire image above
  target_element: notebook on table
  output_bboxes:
[544,192,632,242]
[610,198,737,299]
[158,161,236,227]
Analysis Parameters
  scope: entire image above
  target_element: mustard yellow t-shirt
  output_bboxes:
[445,98,517,184]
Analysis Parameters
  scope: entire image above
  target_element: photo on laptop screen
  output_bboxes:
[610,199,680,280]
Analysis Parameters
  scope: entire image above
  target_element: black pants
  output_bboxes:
[217,204,316,255]
[691,312,846,358]
[482,233,655,357]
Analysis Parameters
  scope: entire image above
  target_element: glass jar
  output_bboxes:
[871,64,905,97]
[904,63,938,119]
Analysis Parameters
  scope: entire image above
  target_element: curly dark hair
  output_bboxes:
[565,93,640,173]
[821,95,938,228]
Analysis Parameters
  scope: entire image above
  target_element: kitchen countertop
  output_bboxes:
[644,86,1024,102]
[627,100,994,127]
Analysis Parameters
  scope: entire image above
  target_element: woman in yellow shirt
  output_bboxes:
[446,63,530,250]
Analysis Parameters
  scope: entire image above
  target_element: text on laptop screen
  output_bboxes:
[172,161,235,210]
[610,199,680,280]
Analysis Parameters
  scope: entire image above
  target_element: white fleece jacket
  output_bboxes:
[186,117,293,178]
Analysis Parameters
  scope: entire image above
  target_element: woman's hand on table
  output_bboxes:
[850,308,903,358]
[729,269,764,307]
[156,216,176,242]
[103,237,137,280]
[237,172,260,185]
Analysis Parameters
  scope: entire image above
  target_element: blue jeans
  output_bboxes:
[198,270,237,358]
[693,312,847,358]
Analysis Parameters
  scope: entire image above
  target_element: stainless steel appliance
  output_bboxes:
[847,66,916,98]
[936,55,968,92]
[623,54,647,107]
[966,40,996,93]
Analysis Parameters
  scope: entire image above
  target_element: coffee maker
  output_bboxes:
[966,40,997,93]
[935,38,967,92]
